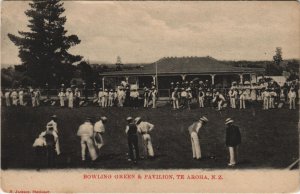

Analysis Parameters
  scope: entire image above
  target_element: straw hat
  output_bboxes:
[101,116,107,121]
[199,116,209,123]
[126,117,133,121]
[225,118,234,125]
[134,117,142,123]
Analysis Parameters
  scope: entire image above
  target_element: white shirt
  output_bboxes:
[137,121,154,134]
[188,121,202,134]
[39,130,58,141]
[68,92,73,100]
[94,120,105,133]
[77,122,94,137]
[11,91,18,98]
[98,91,104,98]
[181,91,187,97]
[130,91,139,98]
[5,92,10,98]
[47,120,58,133]
[19,91,24,97]
[288,91,296,98]
[58,92,65,97]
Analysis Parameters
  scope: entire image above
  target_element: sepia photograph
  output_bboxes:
[1,0,300,193]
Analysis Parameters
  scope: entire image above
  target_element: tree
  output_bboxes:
[8,0,82,86]
[273,47,283,66]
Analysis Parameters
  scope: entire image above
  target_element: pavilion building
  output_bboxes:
[99,56,265,97]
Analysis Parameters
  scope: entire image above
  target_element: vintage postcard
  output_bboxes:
[1,0,299,193]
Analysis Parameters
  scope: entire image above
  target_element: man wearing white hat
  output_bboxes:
[94,116,107,151]
[261,88,269,110]
[117,87,125,107]
[171,88,179,110]
[108,89,115,107]
[10,89,18,106]
[77,118,98,161]
[188,116,209,160]
[18,88,24,106]
[46,115,60,155]
[4,89,11,107]
[125,117,139,163]
[225,118,241,166]
[103,89,109,107]
[58,89,65,107]
[198,88,205,108]
[135,117,155,158]
[67,89,74,108]
[38,123,59,167]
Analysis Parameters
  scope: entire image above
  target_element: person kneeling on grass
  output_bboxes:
[225,118,241,167]
[135,117,155,159]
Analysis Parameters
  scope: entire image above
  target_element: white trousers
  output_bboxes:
[32,97,36,107]
[5,98,11,106]
[142,134,154,157]
[118,96,124,107]
[217,100,223,110]
[263,98,269,110]
[240,99,245,109]
[228,146,239,165]
[269,98,274,109]
[55,139,61,155]
[172,99,179,109]
[144,98,149,107]
[68,99,73,108]
[198,97,204,107]
[80,136,98,161]
[59,98,64,107]
[152,98,157,108]
[12,97,18,106]
[230,98,236,108]
[191,132,201,159]
[19,97,24,106]
[108,98,113,107]
[289,97,296,109]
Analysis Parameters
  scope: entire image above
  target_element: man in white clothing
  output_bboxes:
[188,116,209,160]
[261,88,269,110]
[150,87,158,108]
[46,115,60,155]
[58,89,65,107]
[135,117,155,158]
[18,89,24,106]
[77,118,98,161]
[5,89,11,107]
[94,116,107,151]
[288,89,297,110]
[10,89,18,106]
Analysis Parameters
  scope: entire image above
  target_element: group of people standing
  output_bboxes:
[32,113,242,168]
[2,88,41,107]
[170,79,299,110]
[32,115,156,167]
[188,116,241,166]
[58,87,81,108]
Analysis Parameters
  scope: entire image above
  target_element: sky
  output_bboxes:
[1,1,300,67]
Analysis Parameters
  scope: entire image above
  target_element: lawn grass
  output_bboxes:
[1,105,299,169]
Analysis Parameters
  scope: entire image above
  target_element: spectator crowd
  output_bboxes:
[1,78,299,110]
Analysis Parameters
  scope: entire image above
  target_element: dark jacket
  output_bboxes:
[127,123,138,136]
[226,124,241,147]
